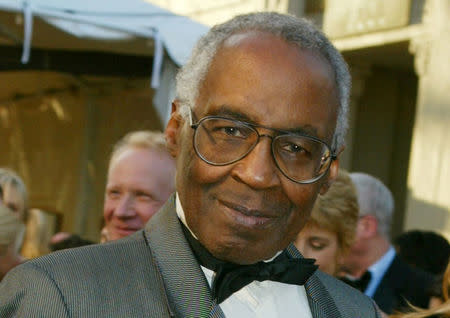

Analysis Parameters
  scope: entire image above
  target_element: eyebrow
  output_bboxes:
[207,106,255,123]
[206,105,320,138]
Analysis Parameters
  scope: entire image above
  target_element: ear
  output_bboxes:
[358,215,378,238]
[165,100,184,158]
[319,145,344,195]
[319,158,339,195]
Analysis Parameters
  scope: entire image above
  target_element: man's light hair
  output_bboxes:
[109,130,168,166]
[307,169,359,255]
[350,172,394,238]
[176,12,351,151]
[0,205,25,256]
[0,168,28,222]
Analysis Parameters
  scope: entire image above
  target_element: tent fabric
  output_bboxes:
[0,0,209,87]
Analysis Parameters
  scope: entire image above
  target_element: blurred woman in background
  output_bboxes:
[0,168,28,223]
[294,169,359,275]
[0,204,26,281]
[0,168,52,258]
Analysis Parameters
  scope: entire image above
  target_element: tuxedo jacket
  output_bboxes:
[373,254,434,314]
[0,196,380,317]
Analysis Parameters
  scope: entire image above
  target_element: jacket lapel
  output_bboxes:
[144,195,225,318]
[373,255,401,313]
[286,244,343,318]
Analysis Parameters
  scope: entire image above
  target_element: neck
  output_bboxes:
[346,235,391,278]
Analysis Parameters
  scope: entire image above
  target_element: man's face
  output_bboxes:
[103,147,175,241]
[167,31,340,264]
[339,216,369,275]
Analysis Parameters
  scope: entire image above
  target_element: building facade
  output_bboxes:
[150,0,450,239]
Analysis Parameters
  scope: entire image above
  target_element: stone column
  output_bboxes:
[405,0,450,238]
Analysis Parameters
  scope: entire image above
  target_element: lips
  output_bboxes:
[218,198,278,228]
[112,225,141,237]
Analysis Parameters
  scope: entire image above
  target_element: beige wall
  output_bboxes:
[405,0,450,240]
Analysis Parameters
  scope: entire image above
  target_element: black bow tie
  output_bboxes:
[181,222,318,303]
[339,271,372,292]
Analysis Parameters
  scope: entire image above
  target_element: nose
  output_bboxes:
[230,136,279,189]
[113,194,136,218]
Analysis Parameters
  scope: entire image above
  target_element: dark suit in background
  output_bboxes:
[373,254,434,314]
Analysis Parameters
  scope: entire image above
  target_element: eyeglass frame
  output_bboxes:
[188,108,337,184]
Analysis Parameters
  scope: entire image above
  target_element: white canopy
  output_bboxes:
[0,0,209,88]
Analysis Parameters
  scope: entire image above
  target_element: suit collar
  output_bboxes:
[144,195,225,318]
[372,254,406,312]
[287,244,343,318]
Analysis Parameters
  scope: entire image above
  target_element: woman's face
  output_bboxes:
[294,224,340,275]
[2,184,26,222]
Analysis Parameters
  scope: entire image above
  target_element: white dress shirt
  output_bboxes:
[175,194,313,318]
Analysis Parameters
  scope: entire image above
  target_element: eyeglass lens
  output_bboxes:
[193,117,331,183]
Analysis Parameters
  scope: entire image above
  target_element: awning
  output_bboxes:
[0,0,209,88]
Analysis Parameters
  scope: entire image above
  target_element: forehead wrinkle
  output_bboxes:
[203,104,321,138]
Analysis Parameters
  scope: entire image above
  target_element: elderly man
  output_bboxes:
[0,13,380,317]
[339,172,433,314]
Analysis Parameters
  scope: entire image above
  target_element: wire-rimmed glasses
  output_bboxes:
[189,109,336,184]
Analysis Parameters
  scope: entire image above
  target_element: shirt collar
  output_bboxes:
[175,192,198,239]
[368,245,396,275]
[364,245,396,297]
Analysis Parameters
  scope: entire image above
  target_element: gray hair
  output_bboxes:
[350,172,394,238]
[176,12,351,151]
[109,130,168,167]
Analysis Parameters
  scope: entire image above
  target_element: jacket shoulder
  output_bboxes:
[315,271,381,318]
[0,231,171,317]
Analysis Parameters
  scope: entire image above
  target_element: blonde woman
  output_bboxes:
[0,205,26,281]
[295,169,359,275]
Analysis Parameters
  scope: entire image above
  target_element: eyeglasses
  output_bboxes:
[189,109,336,184]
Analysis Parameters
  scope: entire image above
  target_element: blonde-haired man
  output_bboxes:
[103,130,175,241]
[295,169,359,276]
